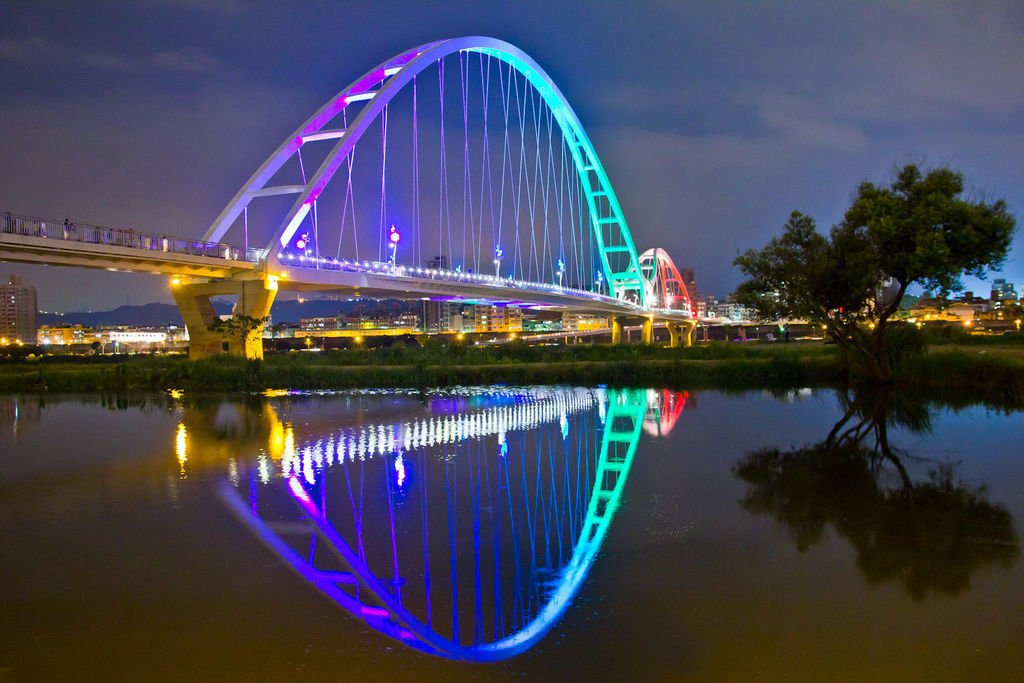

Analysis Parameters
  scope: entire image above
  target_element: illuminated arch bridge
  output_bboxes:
[218,386,685,660]
[0,37,695,357]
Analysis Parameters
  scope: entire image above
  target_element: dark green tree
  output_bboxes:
[735,164,1016,382]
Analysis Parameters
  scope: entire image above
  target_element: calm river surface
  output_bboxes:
[1,387,1022,681]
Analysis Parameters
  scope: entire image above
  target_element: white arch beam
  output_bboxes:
[204,37,647,305]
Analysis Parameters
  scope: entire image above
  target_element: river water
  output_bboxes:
[1,387,1021,681]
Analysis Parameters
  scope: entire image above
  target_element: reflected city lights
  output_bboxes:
[175,422,187,477]
[263,389,291,398]
[394,451,407,488]
[268,420,285,459]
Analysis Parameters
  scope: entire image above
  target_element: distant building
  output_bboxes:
[1,275,37,344]
[37,323,189,352]
[701,294,756,322]
[958,291,991,315]
[107,330,167,345]
[472,305,491,333]
[166,325,188,343]
[561,312,609,331]
[38,324,96,346]
[991,278,1018,306]
[470,304,522,333]
[297,307,421,336]
[679,267,698,301]
[522,310,563,332]
[945,303,975,324]
[300,316,344,331]
[498,305,523,333]
[715,301,755,322]
[421,300,454,332]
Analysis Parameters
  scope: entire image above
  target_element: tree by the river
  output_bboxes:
[734,164,1016,382]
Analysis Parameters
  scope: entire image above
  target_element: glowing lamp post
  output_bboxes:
[595,271,604,294]
[388,225,401,267]
[493,245,503,278]
[556,258,565,288]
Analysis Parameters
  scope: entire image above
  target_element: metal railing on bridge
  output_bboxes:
[279,251,637,308]
[1,212,261,263]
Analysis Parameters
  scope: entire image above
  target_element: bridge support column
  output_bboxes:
[611,317,624,345]
[641,317,654,345]
[173,278,277,360]
[668,322,697,348]
[668,323,681,348]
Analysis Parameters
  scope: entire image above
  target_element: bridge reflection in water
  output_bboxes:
[209,387,685,660]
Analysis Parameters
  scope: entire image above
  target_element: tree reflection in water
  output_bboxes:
[734,388,1018,601]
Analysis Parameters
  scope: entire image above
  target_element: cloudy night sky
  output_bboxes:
[1,0,1022,312]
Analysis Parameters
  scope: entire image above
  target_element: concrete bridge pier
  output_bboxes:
[641,316,655,345]
[613,316,695,346]
[611,317,624,344]
[667,321,696,348]
[172,277,277,360]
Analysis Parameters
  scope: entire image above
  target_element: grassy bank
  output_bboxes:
[1,341,1022,400]
[0,342,839,393]
[896,346,1024,398]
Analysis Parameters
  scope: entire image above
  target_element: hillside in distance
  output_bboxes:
[37,298,401,327]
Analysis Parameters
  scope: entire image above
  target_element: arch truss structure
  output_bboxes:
[636,248,694,316]
[203,37,680,308]
[218,386,678,661]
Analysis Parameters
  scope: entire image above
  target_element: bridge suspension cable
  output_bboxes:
[202,37,650,305]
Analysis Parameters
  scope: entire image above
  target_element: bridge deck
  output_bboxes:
[1,213,692,321]
[275,260,681,317]
[1,214,257,279]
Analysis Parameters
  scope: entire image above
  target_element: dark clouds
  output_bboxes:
[1,0,1021,310]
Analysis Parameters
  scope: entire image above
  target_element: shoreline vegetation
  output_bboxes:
[1,338,1023,404]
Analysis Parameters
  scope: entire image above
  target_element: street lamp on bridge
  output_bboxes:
[294,231,310,255]
[494,245,503,278]
[388,225,401,268]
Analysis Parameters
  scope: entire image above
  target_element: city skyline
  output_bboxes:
[2,1,1022,311]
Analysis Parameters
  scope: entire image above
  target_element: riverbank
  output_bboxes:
[0,343,838,393]
[1,341,1023,400]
